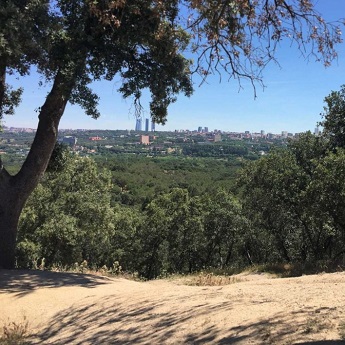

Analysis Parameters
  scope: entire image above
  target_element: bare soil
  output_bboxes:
[1,269,345,344]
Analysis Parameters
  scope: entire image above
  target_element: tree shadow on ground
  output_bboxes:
[2,270,344,344]
[28,293,344,344]
[0,269,111,296]
[296,340,345,345]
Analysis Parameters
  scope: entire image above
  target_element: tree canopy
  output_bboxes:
[1,0,343,123]
[320,85,345,150]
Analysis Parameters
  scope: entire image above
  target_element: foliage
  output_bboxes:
[95,155,241,206]
[1,0,194,123]
[136,188,246,278]
[0,0,343,126]
[182,143,249,157]
[1,0,344,269]
[15,116,345,277]
[2,0,342,121]
[288,131,328,172]
[46,142,70,173]
[239,124,345,265]
[238,149,307,262]
[18,158,249,278]
[320,85,345,150]
[15,83,345,276]
[304,149,345,261]
[185,0,343,92]
[17,155,116,267]
[0,0,50,117]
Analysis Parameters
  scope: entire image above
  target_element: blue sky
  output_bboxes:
[4,0,345,134]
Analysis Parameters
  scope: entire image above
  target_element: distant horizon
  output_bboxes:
[4,123,319,136]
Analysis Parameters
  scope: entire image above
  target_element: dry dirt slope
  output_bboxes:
[1,269,345,344]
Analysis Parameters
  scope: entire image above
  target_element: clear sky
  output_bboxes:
[3,0,345,134]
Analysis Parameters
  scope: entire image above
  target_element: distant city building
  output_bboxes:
[214,133,222,142]
[140,135,150,145]
[281,131,288,138]
[145,118,149,132]
[5,127,36,133]
[261,130,265,137]
[151,121,156,132]
[198,126,202,132]
[62,136,77,147]
[204,127,209,133]
[89,136,102,141]
[314,127,320,135]
[135,118,142,131]
[252,132,262,139]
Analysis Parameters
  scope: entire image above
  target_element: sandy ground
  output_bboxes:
[1,270,345,344]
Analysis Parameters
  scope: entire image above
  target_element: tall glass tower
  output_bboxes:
[135,118,142,131]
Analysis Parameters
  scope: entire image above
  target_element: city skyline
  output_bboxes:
[3,123,318,137]
[3,1,345,135]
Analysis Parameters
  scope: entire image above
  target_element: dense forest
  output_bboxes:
[13,86,345,279]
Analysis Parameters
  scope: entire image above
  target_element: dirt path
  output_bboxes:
[1,269,345,344]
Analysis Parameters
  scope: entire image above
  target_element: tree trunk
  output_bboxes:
[0,167,23,268]
[0,70,73,268]
[0,58,6,115]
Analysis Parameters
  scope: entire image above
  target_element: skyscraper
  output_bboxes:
[135,118,142,131]
[151,121,155,132]
[145,118,149,132]
[281,131,288,138]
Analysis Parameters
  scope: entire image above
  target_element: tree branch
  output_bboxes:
[13,70,75,202]
[0,58,6,117]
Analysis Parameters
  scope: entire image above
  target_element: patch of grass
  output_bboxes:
[303,315,331,335]
[245,263,303,278]
[246,261,345,278]
[259,324,272,342]
[0,318,29,345]
[304,317,320,334]
[338,321,345,340]
[187,272,243,286]
[49,261,141,281]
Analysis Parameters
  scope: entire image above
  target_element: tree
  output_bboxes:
[202,190,245,268]
[288,131,328,176]
[238,131,345,265]
[238,150,308,262]
[303,149,345,262]
[17,153,116,267]
[138,188,196,278]
[320,85,345,150]
[0,0,343,268]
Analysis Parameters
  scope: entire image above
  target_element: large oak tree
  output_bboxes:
[0,0,343,268]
